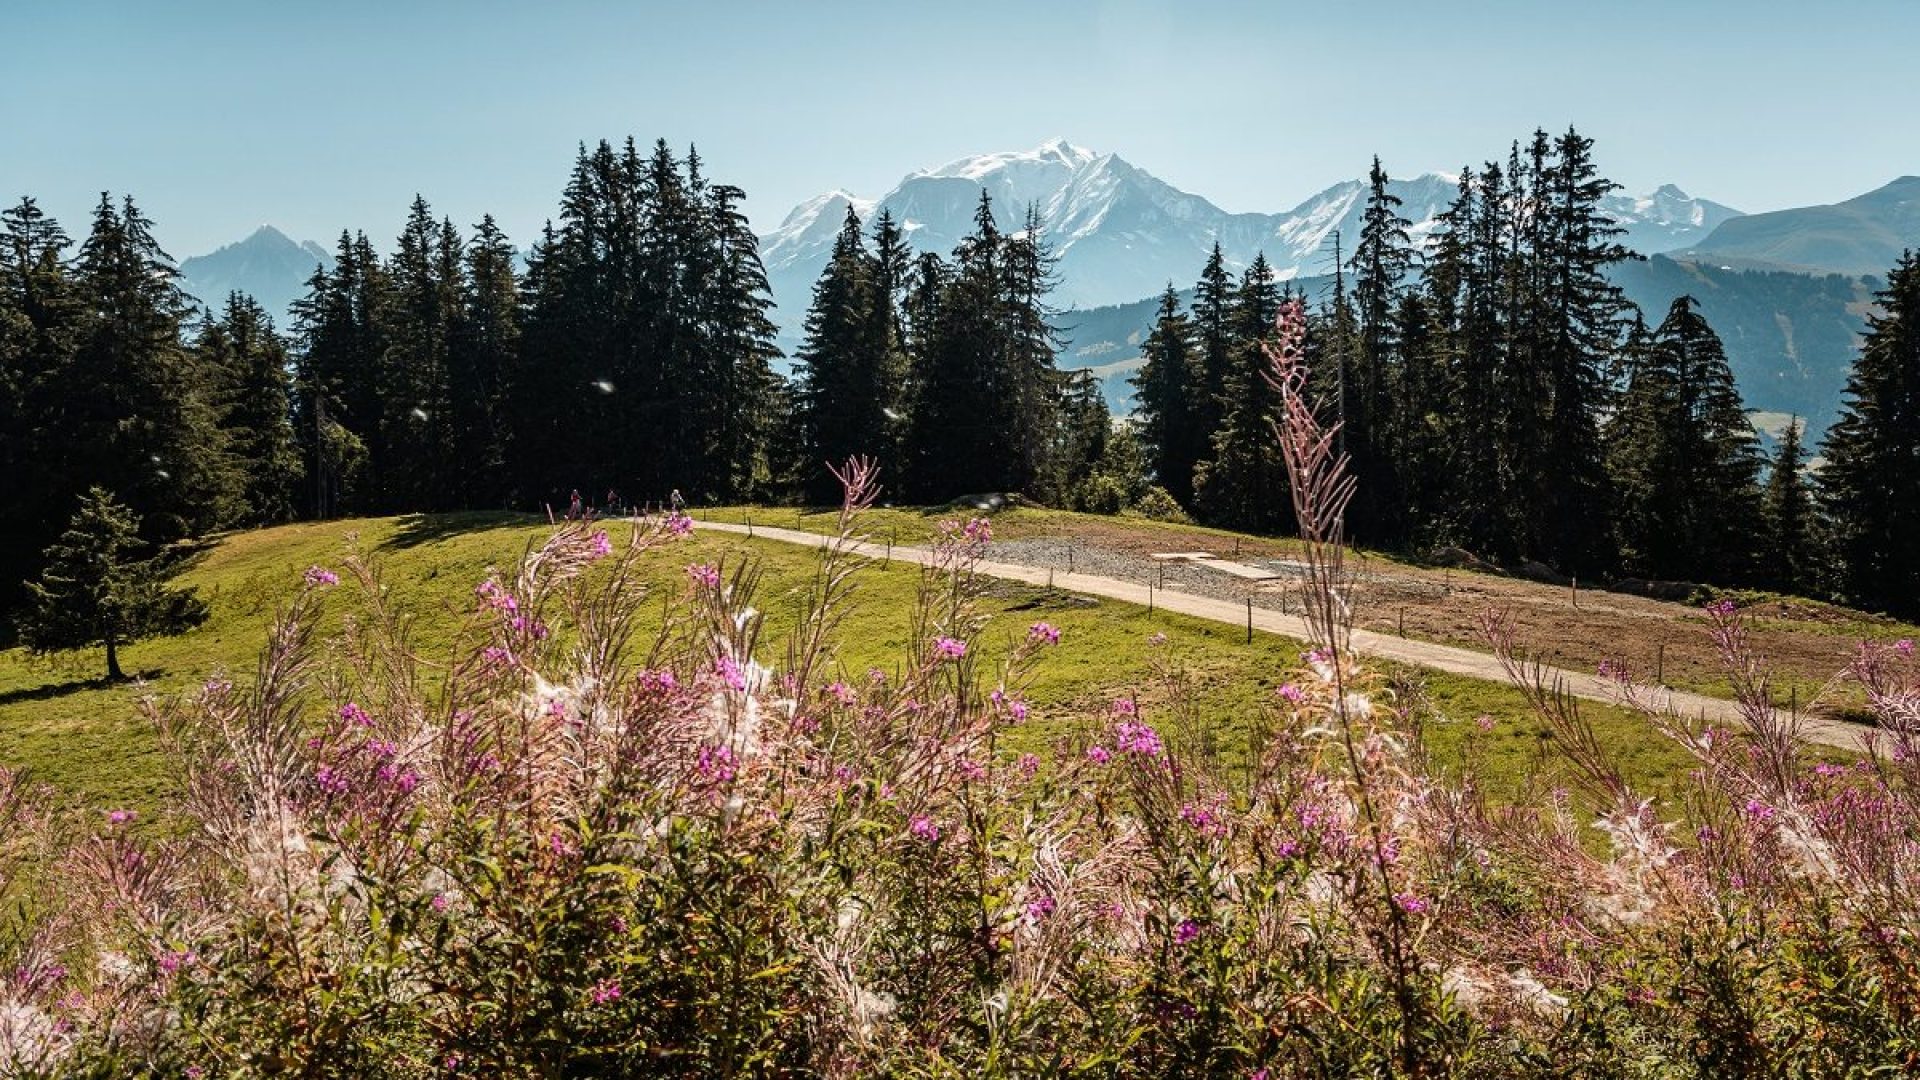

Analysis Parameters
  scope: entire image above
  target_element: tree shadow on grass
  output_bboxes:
[378,511,542,551]
[0,669,166,706]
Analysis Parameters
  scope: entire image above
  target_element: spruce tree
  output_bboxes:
[20,487,206,680]
[1189,243,1235,442]
[1760,418,1816,596]
[795,207,886,501]
[1193,257,1291,532]
[449,214,518,506]
[1608,297,1761,582]
[0,197,80,619]
[69,194,239,538]
[1347,158,1415,544]
[1820,251,1920,615]
[199,294,304,525]
[1130,285,1202,504]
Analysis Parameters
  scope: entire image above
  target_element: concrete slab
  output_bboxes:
[1191,558,1282,582]
[1150,551,1214,561]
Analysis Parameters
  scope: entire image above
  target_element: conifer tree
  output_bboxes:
[198,294,304,525]
[1189,243,1235,441]
[21,487,206,680]
[795,207,887,501]
[1193,258,1291,532]
[1821,251,1920,615]
[0,197,81,617]
[69,194,239,538]
[1130,285,1202,504]
[1608,297,1761,582]
[449,215,518,506]
[1760,418,1816,596]
[1347,158,1415,543]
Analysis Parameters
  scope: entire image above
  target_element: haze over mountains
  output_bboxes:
[172,139,1914,437]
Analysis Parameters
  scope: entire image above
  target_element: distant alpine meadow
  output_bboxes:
[4,304,1920,1076]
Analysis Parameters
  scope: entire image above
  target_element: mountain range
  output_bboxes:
[758,139,1745,328]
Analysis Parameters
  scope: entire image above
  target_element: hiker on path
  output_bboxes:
[569,489,583,521]
[669,488,685,514]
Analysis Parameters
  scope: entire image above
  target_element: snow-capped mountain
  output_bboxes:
[759,139,1740,339]
[178,225,333,327]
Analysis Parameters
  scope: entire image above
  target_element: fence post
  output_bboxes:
[1246,598,1253,644]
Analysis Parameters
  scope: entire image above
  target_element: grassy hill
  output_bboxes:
[0,509,1757,818]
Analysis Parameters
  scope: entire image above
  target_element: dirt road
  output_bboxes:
[696,520,1870,752]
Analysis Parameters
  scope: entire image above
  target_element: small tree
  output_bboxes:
[20,487,206,680]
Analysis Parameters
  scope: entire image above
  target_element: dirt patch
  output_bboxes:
[984,531,1887,705]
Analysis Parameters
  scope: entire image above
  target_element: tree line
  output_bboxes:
[1129,128,1920,615]
[4,128,1920,649]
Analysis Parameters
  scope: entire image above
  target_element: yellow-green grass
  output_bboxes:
[0,512,1726,819]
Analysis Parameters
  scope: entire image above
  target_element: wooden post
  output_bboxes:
[1246,598,1253,644]
[1068,547,1074,574]
[1656,641,1665,684]
[884,538,892,566]
[1148,584,1154,615]
[1047,568,1054,590]
[1399,608,1405,637]
[1157,562,1165,590]
[746,514,753,538]
[1790,685,1798,717]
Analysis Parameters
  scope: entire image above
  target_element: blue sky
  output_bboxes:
[4,0,1916,257]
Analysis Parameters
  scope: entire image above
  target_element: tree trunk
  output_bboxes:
[105,633,124,682]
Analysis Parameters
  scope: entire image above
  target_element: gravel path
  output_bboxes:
[696,520,1869,752]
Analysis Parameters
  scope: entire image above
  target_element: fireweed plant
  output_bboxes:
[3,320,1920,1077]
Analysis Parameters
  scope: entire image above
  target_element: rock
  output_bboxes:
[1513,560,1572,587]
[1427,545,1500,574]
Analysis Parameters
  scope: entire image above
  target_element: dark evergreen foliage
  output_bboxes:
[1821,251,1920,615]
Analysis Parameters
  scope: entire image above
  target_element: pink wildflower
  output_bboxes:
[1274,683,1306,705]
[106,809,135,825]
[1086,745,1112,765]
[588,530,613,558]
[1017,753,1041,778]
[824,680,856,705]
[687,563,721,589]
[1174,919,1201,946]
[714,654,748,692]
[1113,719,1163,757]
[431,893,451,913]
[589,979,622,1005]
[1111,697,1137,716]
[1743,798,1776,822]
[303,565,339,588]
[1898,638,1915,658]
[1025,894,1056,921]
[1394,893,1430,915]
[663,512,694,537]
[697,744,739,783]
[1027,621,1061,645]
[908,814,940,842]
[314,766,349,796]
[932,636,967,660]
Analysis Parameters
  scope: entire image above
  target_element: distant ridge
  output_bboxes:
[177,225,333,327]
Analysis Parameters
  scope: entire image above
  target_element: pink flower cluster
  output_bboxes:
[932,636,967,660]
[687,563,721,589]
[303,565,339,588]
[1112,719,1163,758]
[908,814,941,842]
[1027,621,1060,645]
[714,655,748,692]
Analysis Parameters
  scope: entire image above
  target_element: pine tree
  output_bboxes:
[1820,251,1920,615]
[1347,158,1415,543]
[293,230,388,516]
[20,487,206,680]
[1130,285,1202,504]
[380,197,463,510]
[1760,418,1816,596]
